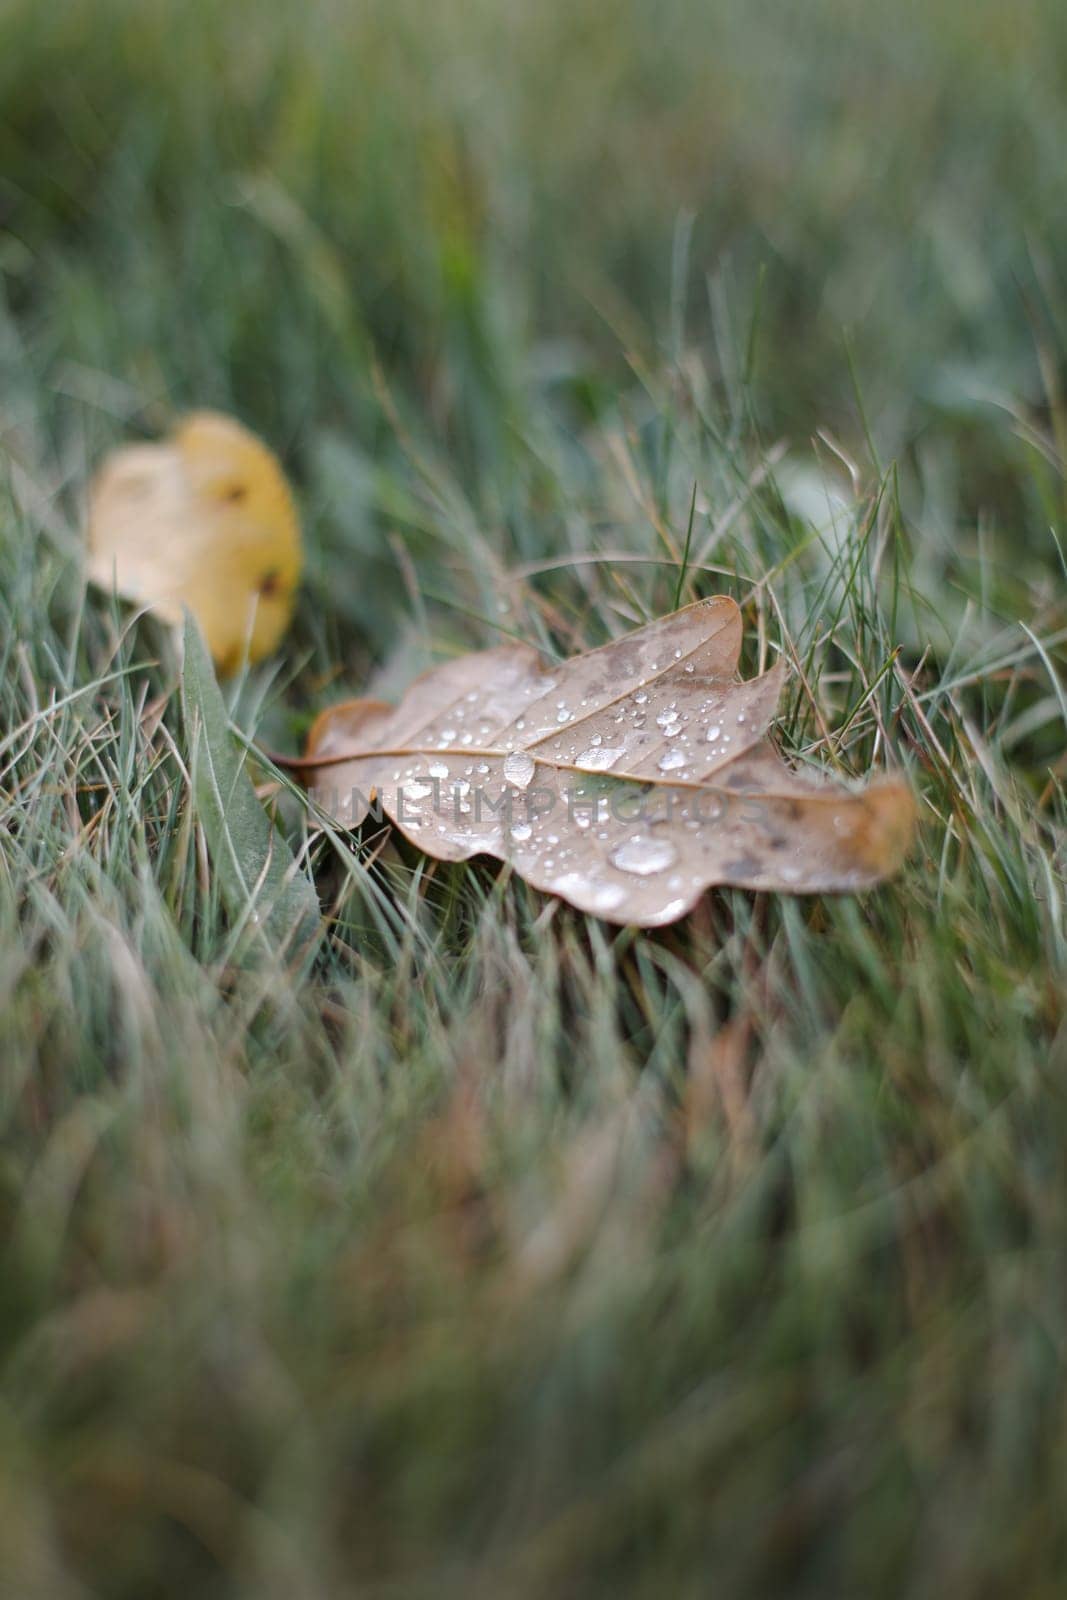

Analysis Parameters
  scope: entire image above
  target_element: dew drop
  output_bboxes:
[633,691,649,705]
[707,726,721,743]
[658,898,689,921]
[503,751,536,790]
[658,749,688,772]
[592,882,627,912]
[510,821,533,842]
[576,745,624,771]
[609,836,679,876]
[440,728,457,742]
[405,780,434,801]
[427,760,449,779]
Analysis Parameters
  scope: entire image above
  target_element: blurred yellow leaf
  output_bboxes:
[87,411,302,671]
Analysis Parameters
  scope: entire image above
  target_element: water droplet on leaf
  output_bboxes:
[503,751,535,790]
[609,836,679,876]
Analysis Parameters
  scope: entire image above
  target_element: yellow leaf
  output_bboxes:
[87,411,302,671]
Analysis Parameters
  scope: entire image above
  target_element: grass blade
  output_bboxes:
[180,614,320,960]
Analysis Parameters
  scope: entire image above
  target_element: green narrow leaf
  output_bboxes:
[180,614,320,958]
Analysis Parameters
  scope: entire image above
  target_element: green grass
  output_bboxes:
[1,1,1066,1595]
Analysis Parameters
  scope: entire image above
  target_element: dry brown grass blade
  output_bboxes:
[300,597,916,927]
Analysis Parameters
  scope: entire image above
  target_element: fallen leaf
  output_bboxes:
[299,597,916,927]
[87,411,302,671]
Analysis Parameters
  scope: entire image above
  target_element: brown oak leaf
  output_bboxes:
[299,597,915,926]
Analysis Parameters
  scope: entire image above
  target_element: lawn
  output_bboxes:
[1,2,1065,1595]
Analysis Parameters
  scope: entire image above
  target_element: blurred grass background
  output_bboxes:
[1,1,1065,1596]
[3,0,1066,665]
